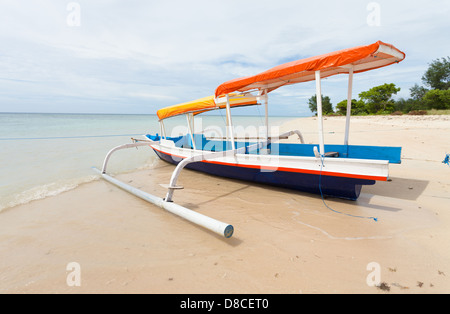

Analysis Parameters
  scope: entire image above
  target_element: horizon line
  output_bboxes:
[0,111,304,117]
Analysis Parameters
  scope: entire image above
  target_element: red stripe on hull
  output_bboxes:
[151,146,387,182]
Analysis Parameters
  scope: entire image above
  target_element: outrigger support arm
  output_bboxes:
[201,130,304,143]
[164,147,246,202]
[286,130,305,144]
[101,139,155,174]
[163,130,299,202]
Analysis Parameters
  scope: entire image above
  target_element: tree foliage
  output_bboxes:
[422,89,450,109]
[335,99,367,115]
[407,56,450,111]
[422,57,450,90]
[308,94,334,115]
[410,84,428,101]
[358,83,400,114]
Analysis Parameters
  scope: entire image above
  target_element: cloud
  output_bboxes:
[0,0,449,114]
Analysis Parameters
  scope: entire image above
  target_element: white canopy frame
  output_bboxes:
[314,65,356,157]
[344,66,354,146]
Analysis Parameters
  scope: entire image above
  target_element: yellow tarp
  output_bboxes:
[156,94,259,120]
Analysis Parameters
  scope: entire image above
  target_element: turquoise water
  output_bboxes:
[0,113,293,211]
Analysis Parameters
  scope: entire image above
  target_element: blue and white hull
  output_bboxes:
[147,135,401,200]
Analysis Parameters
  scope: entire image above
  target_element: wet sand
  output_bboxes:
[1,115,449,293]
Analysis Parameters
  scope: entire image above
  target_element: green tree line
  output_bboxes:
[308,56,450,115]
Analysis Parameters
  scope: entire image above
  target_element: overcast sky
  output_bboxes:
[0,0,449,116]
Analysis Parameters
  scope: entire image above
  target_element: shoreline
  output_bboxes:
[1,115,449,294]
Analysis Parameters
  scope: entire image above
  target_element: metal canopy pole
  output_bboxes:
[264,89,269,141]
[160,120,167,139]
[186,113,197,150]
[225,94,235,150]
[315,70,325,156]
[159,121,163,139]
[344,67,354,146]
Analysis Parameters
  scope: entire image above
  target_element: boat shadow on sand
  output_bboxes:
[332,176,430,214]
[150,173,428,243]
[184,174,429,216]
[309,176,429,214]
[363,177,429,201]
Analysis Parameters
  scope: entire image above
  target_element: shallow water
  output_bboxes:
[0,113,292,211]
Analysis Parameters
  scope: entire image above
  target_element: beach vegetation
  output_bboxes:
[308,56,450,116]
[308,94,334,115]
[422,89,450,110]
[335,99,367,115]
[422,57,450,90]
[401,56,450,113]
[358,83,400,114]
[332,83,401,116]
[392,97,422,113]
[410,83,429,101]
[426,109,450,115]
[407,110,428,115]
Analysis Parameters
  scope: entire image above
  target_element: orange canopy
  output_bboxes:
[215,41,405,97]
[156,94,259,120]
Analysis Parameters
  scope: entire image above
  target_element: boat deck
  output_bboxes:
[146,133,401,164]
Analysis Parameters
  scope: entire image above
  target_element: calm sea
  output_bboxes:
[0,113,293,211]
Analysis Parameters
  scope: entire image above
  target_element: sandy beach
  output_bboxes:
[1,114,449,294]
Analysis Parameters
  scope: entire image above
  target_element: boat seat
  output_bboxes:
[324,151,339,157]
[313,146,339,158]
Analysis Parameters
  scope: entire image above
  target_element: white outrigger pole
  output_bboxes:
[93,139,234,238]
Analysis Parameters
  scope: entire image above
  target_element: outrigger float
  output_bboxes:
[94,41,405,238]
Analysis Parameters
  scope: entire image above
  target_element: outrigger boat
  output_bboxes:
[94,41,405,238]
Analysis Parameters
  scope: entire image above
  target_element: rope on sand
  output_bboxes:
[443,153,450,166]
[318,155,378,222]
